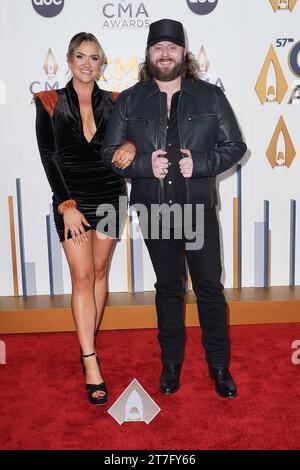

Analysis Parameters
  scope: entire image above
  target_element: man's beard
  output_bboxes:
[148,53,185,82]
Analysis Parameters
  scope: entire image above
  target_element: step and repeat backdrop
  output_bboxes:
[0,0,299,297]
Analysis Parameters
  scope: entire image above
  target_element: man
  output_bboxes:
[102,19,247,398]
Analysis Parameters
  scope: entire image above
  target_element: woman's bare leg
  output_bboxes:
[93,231,115,332]
[63,231,103,395]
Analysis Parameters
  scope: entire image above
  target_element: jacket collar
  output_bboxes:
[65,79,104,131]
[66,78,100,98]
[144,78,196,97]
[182,78,196,96]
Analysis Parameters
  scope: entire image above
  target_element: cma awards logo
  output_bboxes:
[29,49,60,94]
[269,0,298,11]
[32,0,64,18]
[197,46,225,91]
[256,43,299,168]
[100,55,138,92]
[255,42,300,105]
[101,1,150,29]
[266,115,296,168]
[187,0,218,15]
[108,379,160,425]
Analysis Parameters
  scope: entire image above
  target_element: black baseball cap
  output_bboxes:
[147,19,185,48]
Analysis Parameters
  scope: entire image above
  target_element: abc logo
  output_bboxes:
[32,0,64,18]
[186,0,218,16]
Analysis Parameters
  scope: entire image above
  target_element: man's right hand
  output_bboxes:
[152,150,169,179]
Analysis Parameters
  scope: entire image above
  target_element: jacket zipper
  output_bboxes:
[125,117,150,123]
[157,92,166,207]
[187,113,216,120]
[177,91,190,205]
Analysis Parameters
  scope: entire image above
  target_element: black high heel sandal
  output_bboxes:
[80,332,99,374]
[81,352,107,406]
[80,348,100,375]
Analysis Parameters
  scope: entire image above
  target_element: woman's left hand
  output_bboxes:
[112,141,136,169]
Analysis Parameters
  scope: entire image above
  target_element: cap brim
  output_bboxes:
[147,36,185,48]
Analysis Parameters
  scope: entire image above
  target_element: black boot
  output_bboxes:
[209,367,237,399]
[160,363,181,394]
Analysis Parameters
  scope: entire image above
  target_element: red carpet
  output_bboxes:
[0,323,300,450]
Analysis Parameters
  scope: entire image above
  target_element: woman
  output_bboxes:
[35,33,135,406]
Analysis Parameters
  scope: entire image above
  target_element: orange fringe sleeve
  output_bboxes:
[34,90,59,117]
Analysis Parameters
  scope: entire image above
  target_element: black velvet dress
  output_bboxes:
[35,80,126,242]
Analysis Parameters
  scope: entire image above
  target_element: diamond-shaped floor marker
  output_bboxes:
[108,379,160,425]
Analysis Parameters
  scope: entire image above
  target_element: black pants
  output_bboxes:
[142,208,229,368]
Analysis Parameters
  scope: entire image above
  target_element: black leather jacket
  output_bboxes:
[102,78,247,207]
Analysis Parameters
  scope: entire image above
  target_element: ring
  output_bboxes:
[127,159,132,163]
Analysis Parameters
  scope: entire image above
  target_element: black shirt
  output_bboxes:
[163,91,187,208]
